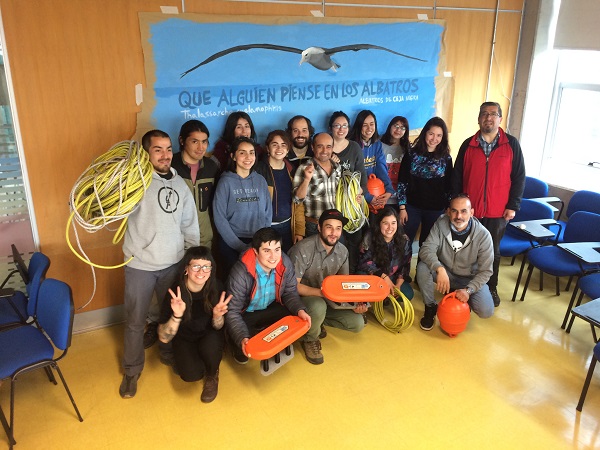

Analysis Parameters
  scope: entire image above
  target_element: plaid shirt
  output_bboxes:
[292,158,341,219]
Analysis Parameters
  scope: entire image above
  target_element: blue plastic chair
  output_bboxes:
[576,340,600,411]
[519,212,600,322]
[0,248,50,329]
[556,190,600,242]
[565,273,600,334]
[0,279,83,447]
[523,176,549,198]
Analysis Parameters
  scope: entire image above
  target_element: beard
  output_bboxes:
[293,136,309,149]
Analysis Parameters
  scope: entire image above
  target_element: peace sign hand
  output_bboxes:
[168,287,186,317]
[213,292,232,318]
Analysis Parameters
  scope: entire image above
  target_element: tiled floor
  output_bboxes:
[1,257,599,449]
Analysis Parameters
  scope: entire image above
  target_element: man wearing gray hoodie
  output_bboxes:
[119,130,199,399]
[416,194,494,331]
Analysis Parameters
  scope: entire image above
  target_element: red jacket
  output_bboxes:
[453,128,525,219]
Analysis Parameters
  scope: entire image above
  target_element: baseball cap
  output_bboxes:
[318,209,349,227]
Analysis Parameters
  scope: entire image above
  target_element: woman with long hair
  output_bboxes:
[381,116,410,210]
[350,110,394,214]
[158,246,231,403]
[397,116,453,249]
[357,207,413,300]
[254,130,295,252]
[211,112,264,171]
[213,137,272,276]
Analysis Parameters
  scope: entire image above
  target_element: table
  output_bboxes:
[509,219,558,301]
[570,297,600,342]
[529,196,565,218]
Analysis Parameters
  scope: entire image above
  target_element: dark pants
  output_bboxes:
[342,227,364,274]
[272,220,293,254]
[479,217,508,289]
[404,204,444,248]
[242,302,292,339]
[217,235,252,280]
[173,327,225,382]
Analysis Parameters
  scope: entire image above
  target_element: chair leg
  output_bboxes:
[556,276,560,296]
[539,271,543,291]
[520,263,535,302]
[53,364,83,422]
[44,366,57,385]
[562,284,581,330]
[566,275,574,292]
[566,291,585,333]
[512,255,528,302]
[577,356,598,412]
[0,404,16,446]
[510,255,516,266]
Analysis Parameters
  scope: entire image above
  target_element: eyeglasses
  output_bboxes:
[332,124,348,130]
[393,125,407,131]
[479,112,501,118]
[190,264,212,273]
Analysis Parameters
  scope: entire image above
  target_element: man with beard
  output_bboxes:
[452,102,525,307]
[416,194,494,332]
[286,115,314,169]
[288,209,367,365]
[292,133,341,239]
[119,130,199,398]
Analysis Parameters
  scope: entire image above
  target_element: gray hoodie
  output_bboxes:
[418,215,493,293]
[123,168,200,271]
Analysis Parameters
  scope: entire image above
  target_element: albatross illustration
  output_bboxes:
[180,43,427,78]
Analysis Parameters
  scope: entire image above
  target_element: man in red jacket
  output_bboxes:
[452,102,526,307]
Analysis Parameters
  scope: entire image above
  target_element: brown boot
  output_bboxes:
[201,372,219,403]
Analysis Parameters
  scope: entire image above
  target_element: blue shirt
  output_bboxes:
[246,263,276,312]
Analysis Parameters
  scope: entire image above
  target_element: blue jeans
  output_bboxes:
[415,261,494,318]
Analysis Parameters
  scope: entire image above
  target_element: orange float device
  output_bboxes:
[437,292,471,338]
[321,275,389,303]
[245,315,309,361]
[366,174,386,214]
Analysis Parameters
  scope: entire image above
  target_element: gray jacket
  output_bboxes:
[418,215,493,293]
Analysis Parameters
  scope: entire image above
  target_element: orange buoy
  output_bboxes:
[437,292,470,337]
[366,174,385,213]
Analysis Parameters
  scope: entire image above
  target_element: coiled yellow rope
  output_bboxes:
[66,140,153,270]
[336,170,369,233]
[373,286,415,333]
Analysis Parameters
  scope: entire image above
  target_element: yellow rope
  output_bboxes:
[335,170,369,233]
[66,140,153,270]
[372,287,414,333]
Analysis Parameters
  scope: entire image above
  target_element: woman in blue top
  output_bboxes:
[213,137,272,277]
[397,116,453,248]
[350,110,394,214]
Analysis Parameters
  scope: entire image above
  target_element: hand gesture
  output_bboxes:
[353,303,369,314]
[303,162,315,180]
[455,289,470,303]
[168,287,186,317]
[297,309,312,329]
[213,292,232,318]
[382,275,395,294]
[399,209,408,225]
[435,267,450,294]
[331,153,340,164]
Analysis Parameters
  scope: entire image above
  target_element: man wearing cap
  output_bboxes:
[288,209,367,364]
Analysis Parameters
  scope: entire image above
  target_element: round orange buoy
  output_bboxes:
[437,292,470,337]
[366,174,385,213]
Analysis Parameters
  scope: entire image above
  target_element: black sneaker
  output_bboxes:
[143,322,158,349]
[233,347,248,365]
[119,373,140,399]
[490,288,501,307]
[420,304,437,331]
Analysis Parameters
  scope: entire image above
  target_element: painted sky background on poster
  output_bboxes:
[146,17,443,145]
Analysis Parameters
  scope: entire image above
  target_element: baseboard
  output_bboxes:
[73,304,125,334]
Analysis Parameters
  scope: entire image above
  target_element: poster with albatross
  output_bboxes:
[136,13,449,145]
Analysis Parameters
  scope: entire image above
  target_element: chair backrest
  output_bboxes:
[36,278,74,351]
[566,190,600,218]
[25,252,51,317]
[523,176,549,198]
[512,199,555,222]
[564,211,600,243]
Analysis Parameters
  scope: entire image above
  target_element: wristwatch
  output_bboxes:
[466,287,475,296]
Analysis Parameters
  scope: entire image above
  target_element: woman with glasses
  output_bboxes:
[350,110,394,214]
[211,112,264,172]
[158,246,231,403]
[381,116,410,211]
[328,111,368,273]
[254,130,296,252]
[397,116,453,250]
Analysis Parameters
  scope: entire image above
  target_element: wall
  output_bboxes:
[0,0,524,316]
